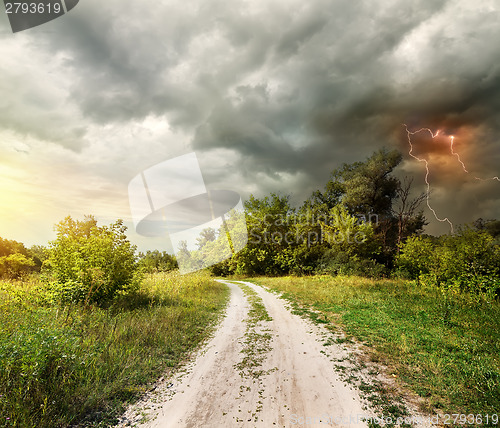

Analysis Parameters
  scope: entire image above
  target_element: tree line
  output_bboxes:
[187,149,500,298]
[1,148,499,302]
[191,148,425,275]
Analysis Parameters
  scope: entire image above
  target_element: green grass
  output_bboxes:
[0,270,229,428]
[233,284,275,423]
[251,275,500,422]
[234,284,273,380]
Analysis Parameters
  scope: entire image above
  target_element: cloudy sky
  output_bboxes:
[1,0,499,251]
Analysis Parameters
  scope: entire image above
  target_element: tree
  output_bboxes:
[320,204,376,257]
[28,245,49,272]
[0,237,38,278]
[196,228,217,250]
[473,218,500,239]
[340,149,402,216]
[0,237,29,258]
[392,177,427,247]
[211,193,297,275]
[395,235,435,279]
[305,149,408,264]
[0,253,35,279]
[47,216,139,305]
[397,227,500,297]
[240,193,296,275]
[303,172,345,215]
[306,149,402,220]
[137,250,177,273]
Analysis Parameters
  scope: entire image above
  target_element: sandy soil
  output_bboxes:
[118,280,423,427]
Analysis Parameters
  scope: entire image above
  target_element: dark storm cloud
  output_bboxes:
[3,0,498,232]
[36,0,445,126]
[190,0,457,191]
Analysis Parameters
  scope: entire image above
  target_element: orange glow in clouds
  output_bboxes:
[403,124,500,234]
[404,124,455,233]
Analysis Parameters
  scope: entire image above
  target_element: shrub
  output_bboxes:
[395,235,435,279]
[137,250,177,273]
[397,227,500,298]
[46,216,139,306]
[317,250,387,278]
[0,253,35,279]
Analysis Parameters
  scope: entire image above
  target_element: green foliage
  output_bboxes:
[474,218,500,238]
[196,227,217,249]
[397,227,500,298]
[313,205,386,277]
[207,150,431,277]
[317,251,387,278]
[137,250,177,273]
[0,237,39,278]
[28,245,49,271]
[47,216,139,305]
[340,149,402,216]
[0,271,229,428]
[395,236,435,279]
[320,204,376,256]
[204,149,500,291]
[211,194,298,276]
[0,237,29,258]
[175,207,249,274]
[308,149,402,216]
[303,149,424,267]
[0,253,35,279]
[222,194,380,276]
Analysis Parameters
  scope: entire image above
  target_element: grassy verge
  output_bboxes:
[0,270,229,428]
[251,275,500,423]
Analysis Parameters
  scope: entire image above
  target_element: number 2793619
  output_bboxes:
[5,2,62,14]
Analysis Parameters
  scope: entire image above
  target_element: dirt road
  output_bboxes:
[119,280,374,427]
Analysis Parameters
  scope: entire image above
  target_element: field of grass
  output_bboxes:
[252,275,500,422]
[0,271,229,428]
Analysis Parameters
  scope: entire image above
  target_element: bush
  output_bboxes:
[0,271,229,427]
[137,250,177,273]
[0,253,35,279]
[397,227,500,298]
[317,250,387,278]
[0,237,38,278]
[46,216,139,306]
[395,235,435,279]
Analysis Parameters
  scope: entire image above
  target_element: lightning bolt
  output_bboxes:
[450,135,468,173]
[449,135,500,182]
[404,124,454,233]
[475,175,500,182]
[404,124,500,234]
